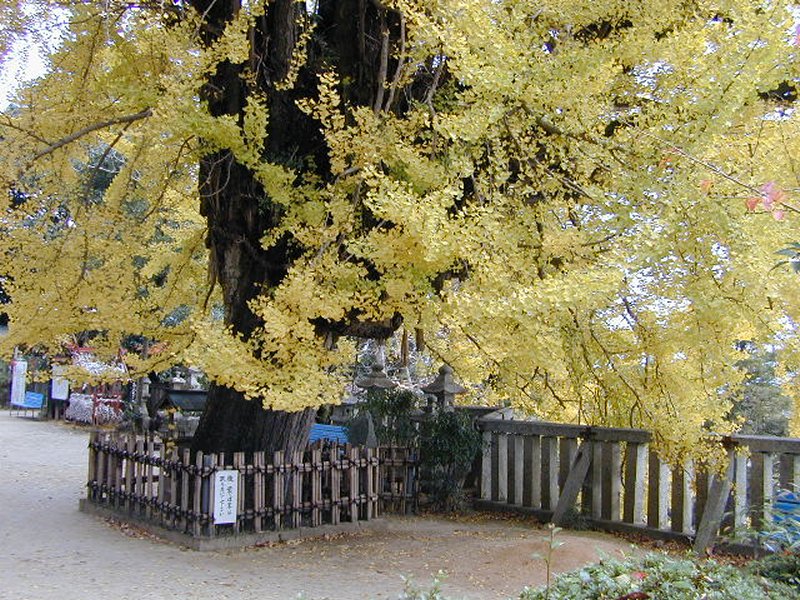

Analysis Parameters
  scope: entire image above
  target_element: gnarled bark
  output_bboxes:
[190,0,397,454]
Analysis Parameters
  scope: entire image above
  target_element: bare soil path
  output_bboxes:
[0,411,636,600]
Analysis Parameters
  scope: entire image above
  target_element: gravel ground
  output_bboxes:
[0,411,635,600]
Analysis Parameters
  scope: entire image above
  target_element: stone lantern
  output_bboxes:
[355,362,397,391]
[351,362,396,448]
[421,364,466,411]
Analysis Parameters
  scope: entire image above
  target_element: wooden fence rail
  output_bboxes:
[475,413,800,551]
[85,432,418,539]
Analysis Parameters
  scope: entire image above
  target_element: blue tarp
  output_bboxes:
[762,490,800,549]
[774,490,800,529]
[11,391,44,409]
[309,423,348,444]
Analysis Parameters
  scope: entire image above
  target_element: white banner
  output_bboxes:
[10,360,27,407]
[213,470,238,525]
[51,365,70,400]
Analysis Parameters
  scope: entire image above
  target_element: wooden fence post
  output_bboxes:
[527,435,542,509]
[623,442,647,525]
[591,441,603,519]
[311,448,322,526]
[273,450,285,530]
[552,441,592,526]
[254,451,265,533]
[541,436,560,510]
[349,446,359,522]
[647,450,670,530]
[124,435,135,512]
[87,431,98,502]
[693,453,735,553]
[601,442,622,521]
[145,437,155,520]
[513,435,524,506]
[733,453,748,533]
[331,446,341,525]
[497,434,508,503]
[480,431,493,501]
[292,451,304,528]
[671,461,695,535]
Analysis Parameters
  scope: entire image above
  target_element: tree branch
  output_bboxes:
[372,13,390,114]
[424,56,445,116]
[31,108,153,162]
[383,13,406,112]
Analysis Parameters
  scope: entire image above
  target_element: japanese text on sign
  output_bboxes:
[213,470,238,525]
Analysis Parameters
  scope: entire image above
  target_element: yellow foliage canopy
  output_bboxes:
[0,0,798,457]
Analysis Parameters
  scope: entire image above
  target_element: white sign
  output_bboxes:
[213,470,238,525]
[51,365,70,400]
[10,360,27,407]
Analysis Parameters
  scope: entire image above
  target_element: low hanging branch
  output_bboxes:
[31,108,153,162]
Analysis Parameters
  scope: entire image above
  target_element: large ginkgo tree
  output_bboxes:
[0,0,798,458]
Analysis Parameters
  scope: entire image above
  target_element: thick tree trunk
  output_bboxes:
[189,0,394,454]
[192,385,316,455]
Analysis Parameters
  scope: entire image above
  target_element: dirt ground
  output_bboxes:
[0,411,637,600]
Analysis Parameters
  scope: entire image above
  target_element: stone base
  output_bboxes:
[79,499,389,552]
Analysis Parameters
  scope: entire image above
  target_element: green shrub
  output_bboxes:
[518,552,798,600]
[349,388,482,511]
[353,388,419,446]
[749,552,800,590]
[419,409,482,511]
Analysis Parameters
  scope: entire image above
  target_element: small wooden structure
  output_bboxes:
[475,410,800,552]
[81,432,418,550]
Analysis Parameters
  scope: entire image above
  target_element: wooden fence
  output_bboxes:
[85,432,418,540]
[475,413,800,551]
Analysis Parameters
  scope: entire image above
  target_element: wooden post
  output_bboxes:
[552,441,592,526]
[133,437,144,514]
[331,445,341,524]
[168,447,178,529]
[591,441,603,519]
[750,452,775,529]
[623,442,647,524]
[124,436,135,512]
[99,434,110,505]
[114,436,125,509]
[671,461,695,535]
[526,435,541,509]
[733,453,748,532]
[234,452,245,534]
[177,448,189,533]
[192,451,204,537]
[254,452,265,533]
[541,436,559,510]
[311,448,322,526]
[480,431,492,501]
[348,446,359,522]
[601,442,622,521]
[289,450,302,528]
[513,435,524,505]
[372,447,381,518]
[497,434,508,503]
[762,453,775,523]
[145,437,155,520]
[108,436,119,509]
[559,437,578,491]
[647,450,670,530]
[364,448,374,521]
[693,453,735,553]
[87,431,98,502]
[157,441,167,526]
[273,450,285,530]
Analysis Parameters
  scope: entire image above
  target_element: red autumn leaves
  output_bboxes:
[746,181,788,220]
